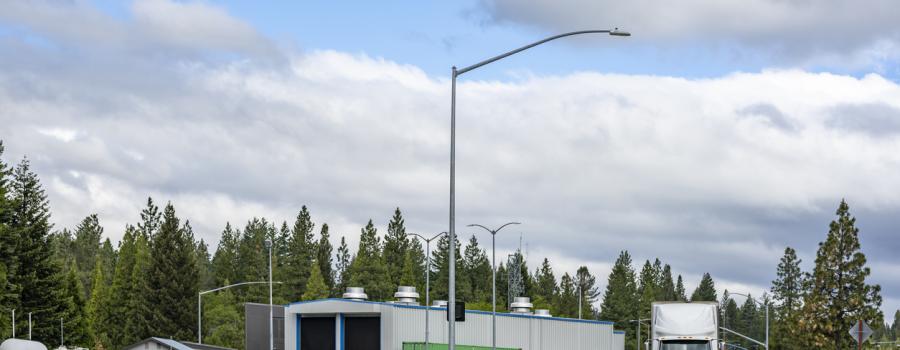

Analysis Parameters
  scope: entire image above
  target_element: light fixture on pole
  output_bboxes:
[629,319,650,350]
[448,28,629,349]
[468,222,520,350]
[265,239,274,350]
[408,231,447,350]
[198,281,283,344]
[10,309,14,339]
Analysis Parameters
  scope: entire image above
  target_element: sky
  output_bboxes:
[1,0,899,318]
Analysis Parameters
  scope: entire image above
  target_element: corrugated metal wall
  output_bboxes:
[613,332,625,350]
[386,306,614,350]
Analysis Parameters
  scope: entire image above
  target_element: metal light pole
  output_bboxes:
[408,231,447,350]
[578,285,582,320]
[10,309,14,338]
[265,239,274,350]
[198,281,282,343]
[729,293,768,350]
[629,319,650,350]
[27,312,31,340]
[60,318,64,347]
[450,28,630,349]
[468,222,520,350]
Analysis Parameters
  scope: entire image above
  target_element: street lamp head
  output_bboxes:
[609,28,631,37]
[264,239,272,250]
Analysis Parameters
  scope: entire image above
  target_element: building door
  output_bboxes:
[344,317,380,350]
[301,316,336,350]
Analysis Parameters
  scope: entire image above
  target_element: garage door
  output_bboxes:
[344,317,380,350]
[301,317,335,350]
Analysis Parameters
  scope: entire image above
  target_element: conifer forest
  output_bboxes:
[0,139,893,350]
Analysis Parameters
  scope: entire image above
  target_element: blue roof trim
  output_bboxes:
[614,331,626,334]
[151,337,194,350]
[287,298,615,325]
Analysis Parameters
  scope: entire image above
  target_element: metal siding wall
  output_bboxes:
[613,333,625,350]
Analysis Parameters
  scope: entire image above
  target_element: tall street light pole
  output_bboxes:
[265,239,274,350]
[468,222,520,350]
[408,231,447,350]
[198,281,282,343]
[728,292,768,350]
[449,28,630,350]
[629,319,650,350]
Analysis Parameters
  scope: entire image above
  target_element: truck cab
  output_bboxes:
[650,302,719,350]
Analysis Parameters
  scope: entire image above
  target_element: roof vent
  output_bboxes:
[510,297,533,314]
[342,287,368,301]
[432,300,448,308]
[394,286,420,305]
[534,309,552,317]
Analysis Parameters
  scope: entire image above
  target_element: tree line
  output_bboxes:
[598,200,889,350]
[0,138,893,350]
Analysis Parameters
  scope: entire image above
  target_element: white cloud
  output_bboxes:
[1,0,898,315]
[36,127,78,142]
[476,0,900,68]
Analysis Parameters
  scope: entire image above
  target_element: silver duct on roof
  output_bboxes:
[534,309,552,317]
[393,286,420,305]
[432,300,448,308]
[509,297,534,314]
[342,287,368,301]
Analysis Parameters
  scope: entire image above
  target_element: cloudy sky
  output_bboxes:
[1,0,899,316]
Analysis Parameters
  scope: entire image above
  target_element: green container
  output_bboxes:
[402,342,520,350]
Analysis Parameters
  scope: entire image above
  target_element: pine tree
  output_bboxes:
[496,262,508,311]
[799,200,883,348]
[406,238,427,299]
[62,263,90,347]
[86,260,110,348]
[8,158,67,344]
[285,207,316,301]
[137,197,161,238]
[204,284,243,349]
[212,223,240,286]
[148,202,199,341]
[431,234,470,302]
[691,273,717,302]
[555,273,578,318]
[107,227,137,348]
[98,238,116,285]
[675,275,687,302]
[0,141,16,337]
[335,236,352,296]
[575,266,599,318]
[383,208,409,288]
[599,251,639,350]
[316,223,335,293]
[659,265,676,301]
[196,239,214,291]
[891,310,899,341]
[771,247,804,350]
[463,235,491,304]
[533,258,558,308]
[738,294,758,348]
[125,232,154,344]
[720,291,739,344]
[348,220,392,300]
[399,251,418,288]
[303,261,330,300]
[72,214,103,297]
[638,260,657,319]
[237,218,274,304]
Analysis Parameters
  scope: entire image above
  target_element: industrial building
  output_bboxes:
[270,286,627,350]
[123,337,234,350]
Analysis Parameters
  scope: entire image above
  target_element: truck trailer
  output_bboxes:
[650,302,719,350]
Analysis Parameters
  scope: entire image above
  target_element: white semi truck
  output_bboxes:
[650,302,720,350]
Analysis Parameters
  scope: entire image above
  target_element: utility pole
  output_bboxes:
[28,312,31,340]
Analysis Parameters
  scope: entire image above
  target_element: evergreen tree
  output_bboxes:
[771,247,804,350]
[675,275,687,302]
[659,264,676,301]
[335,236,352,296]
[86,260,110,348]
[638,260,657,319]
[303,261,330,300]
[8,158,67,344]
[600,251,639,350]
[575,266,600,318]
[98,238,116,286]
[432,234,470,302]
[196,239,214,291]
[316,223,335,293]
[533,258,558,308]
[137,197,161,238]
[285,207,316,301]
[399,251,418,288]
[0,141,17,337]
[204,284,243,349]
[463,235,491,303]
[72,214,103,297]
[738,294,759,348]
[212,223,240,286]
[799,200,883,348]
[383,208,409,288]
[555,273,578,318]
[719,291,739,344]
[348,220,392,300]
[107,227,137,348]
[237,218,275,304]
[891,310,899,341]
[125,232,154,344]
[148,202,198,341]
[406,238,427,298]
[62,263,90,347]
[691,273,717,302]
